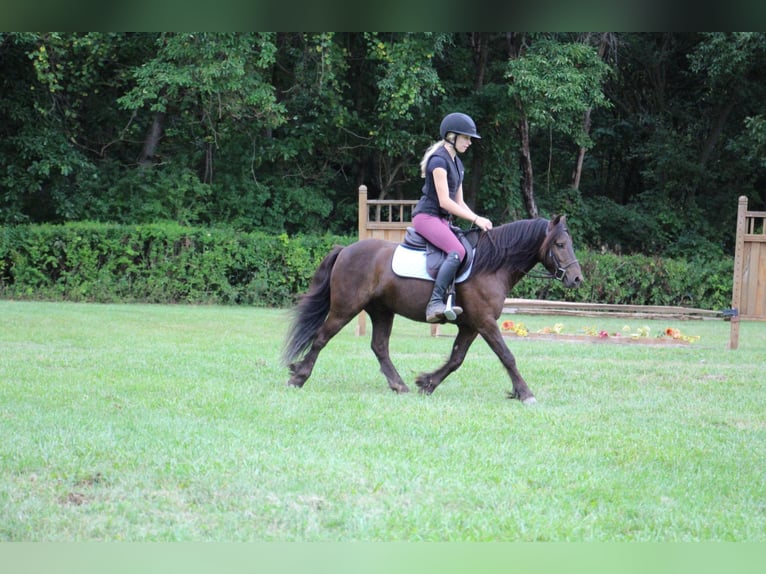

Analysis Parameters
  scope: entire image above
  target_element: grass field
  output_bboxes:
[1,300,765,542]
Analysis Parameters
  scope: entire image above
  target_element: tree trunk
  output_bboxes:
[699,99,735,170]
[571,108,591,190]
[138,112,165,167]
[464,33,490,211]
[518,115,538,218]
[571,33,613,190]
[507,32,537,218]
[204,143,213,184]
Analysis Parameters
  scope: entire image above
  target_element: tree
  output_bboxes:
[506,34,612,217]
[118,33,286,181]
[363,33,448,198]
[571,33,616,190]
[0,32,149,222]
[580,32,766,255]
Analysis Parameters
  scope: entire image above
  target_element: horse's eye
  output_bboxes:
[555,242,565,248]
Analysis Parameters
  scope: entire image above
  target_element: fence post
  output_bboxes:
[729,195,748,350]
[356,185,368,336]
[357,184,367,242]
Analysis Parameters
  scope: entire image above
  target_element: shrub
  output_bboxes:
[508,249,733,310]
[0,222,352,306]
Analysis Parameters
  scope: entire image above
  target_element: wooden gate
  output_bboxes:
[356,185,439,336]
[730,195,766,349]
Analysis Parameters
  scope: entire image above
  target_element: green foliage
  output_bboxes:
[506,36,612,148]
[366,33,446,124]
[579,32,766,257]
[0,223,352,306]
[118,32,285,127]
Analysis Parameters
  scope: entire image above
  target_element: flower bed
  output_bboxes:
[499,320,700,345]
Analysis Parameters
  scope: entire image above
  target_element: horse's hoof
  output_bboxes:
[286,379,304,388]
[415,377,434,395]
[391,384,410,394]
[506,390,536,405]
[416,382,434,395]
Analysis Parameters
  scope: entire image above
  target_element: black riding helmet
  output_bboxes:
[439,112,481,140]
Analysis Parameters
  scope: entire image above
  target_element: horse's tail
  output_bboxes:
[282,245,344,366]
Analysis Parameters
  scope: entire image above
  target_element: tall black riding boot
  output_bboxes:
[425,251,463,323]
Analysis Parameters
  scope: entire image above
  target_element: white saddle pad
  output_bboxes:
[391,245,473,283]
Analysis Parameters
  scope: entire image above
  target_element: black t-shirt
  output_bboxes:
[413,146,464,218]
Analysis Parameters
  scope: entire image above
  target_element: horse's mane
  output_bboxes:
[471,218,553,276]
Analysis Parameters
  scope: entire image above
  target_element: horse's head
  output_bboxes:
[540,215,583,288]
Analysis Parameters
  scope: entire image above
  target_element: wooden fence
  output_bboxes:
[730,195,766,348]
[504,299,722,320]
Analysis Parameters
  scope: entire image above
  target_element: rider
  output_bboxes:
[412,112,493,323]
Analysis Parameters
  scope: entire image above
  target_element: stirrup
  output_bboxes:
[443,293,462,321]
[444,306,463,321]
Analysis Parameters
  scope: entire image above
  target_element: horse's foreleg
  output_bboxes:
[369,308,410,393]
[416,327,478,395]
[287,314,350,388]
[480,326,536,404]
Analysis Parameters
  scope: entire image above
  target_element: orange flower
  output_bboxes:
[501,320,515,331]
[665,327,681,339]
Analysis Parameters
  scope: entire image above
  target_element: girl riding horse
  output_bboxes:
[413,112,493,323]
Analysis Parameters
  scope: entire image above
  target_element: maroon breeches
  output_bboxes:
[412,213,466,260]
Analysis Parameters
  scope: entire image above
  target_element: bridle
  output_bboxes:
[547,247,580,281]
[526,234,579,282]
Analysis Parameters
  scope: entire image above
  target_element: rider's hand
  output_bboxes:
[474,216,493,231]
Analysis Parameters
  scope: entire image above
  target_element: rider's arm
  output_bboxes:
[433,168,493,230]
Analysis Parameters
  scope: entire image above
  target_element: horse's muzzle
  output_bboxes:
[556,259,583,289]
[567,274,584,289]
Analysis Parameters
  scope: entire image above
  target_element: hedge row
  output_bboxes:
[0,223,733,310]
[0,222,352,306]
[512,250,733,311]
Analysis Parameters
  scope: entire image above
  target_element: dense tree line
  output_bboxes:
[2,32,765,258]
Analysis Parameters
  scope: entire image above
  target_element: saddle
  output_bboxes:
[401,224,479,279]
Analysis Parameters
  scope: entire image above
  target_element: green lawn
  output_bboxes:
[1,300,765,541]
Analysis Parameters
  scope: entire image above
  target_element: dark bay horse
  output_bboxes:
[282,215,583,404]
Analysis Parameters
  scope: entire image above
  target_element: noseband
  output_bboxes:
[547,248,580,281]
[526,232,579,282]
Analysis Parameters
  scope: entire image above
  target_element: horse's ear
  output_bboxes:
[547,214,567,234]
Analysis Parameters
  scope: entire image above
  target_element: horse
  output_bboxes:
[282,215,583,404]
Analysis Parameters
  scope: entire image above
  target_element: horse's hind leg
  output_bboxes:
[287,312,352,388]
[368,307,410,393]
